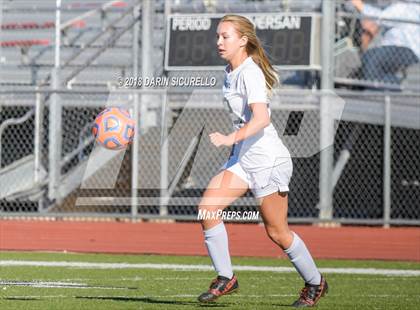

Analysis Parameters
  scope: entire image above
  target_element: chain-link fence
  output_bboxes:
[0,0,419,225]
[335,0,420,91]
[1,89,418,225]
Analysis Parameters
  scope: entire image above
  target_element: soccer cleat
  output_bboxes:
[292,275,328,308]
[197,275,239,302]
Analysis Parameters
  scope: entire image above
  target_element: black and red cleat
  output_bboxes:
[198,275,239,302]
[292,275,328,308]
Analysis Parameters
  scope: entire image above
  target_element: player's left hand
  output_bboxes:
[209,132,235,147]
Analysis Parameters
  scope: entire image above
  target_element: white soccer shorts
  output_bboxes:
[221,158,293,198]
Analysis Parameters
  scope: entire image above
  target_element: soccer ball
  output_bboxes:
[92,107,135,150]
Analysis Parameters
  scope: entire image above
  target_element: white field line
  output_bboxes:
[62,276,419,282]
[3,294,420,299]
[0,281,86,288]
[3,295,68,299]
[3,294,296,299]
[1,260,420,277]
[0,280,135,290]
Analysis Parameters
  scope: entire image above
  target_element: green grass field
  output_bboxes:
[1,251,419,309]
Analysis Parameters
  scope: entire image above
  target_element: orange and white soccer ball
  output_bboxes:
[92,107,135,150]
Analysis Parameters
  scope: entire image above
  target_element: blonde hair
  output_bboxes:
[220,14,279,93]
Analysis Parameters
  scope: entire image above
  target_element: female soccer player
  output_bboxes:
[197,15,328,308]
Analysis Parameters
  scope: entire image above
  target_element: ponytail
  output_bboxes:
[250,39,279,94]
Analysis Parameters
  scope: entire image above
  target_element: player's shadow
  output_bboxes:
[76,296,230,307]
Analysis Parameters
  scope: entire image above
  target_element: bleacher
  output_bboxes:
[0,0,141,87]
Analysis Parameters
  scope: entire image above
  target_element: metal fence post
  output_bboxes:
[319,0,335,221]
[34,88,45,210]
[158,0,172,217]
[48,0,62,203]
[34,89,43,184]
[131,3,140,219]
[140,0,161,214]
[141,0,153,133]
[48,77,62,203]
[383,95,392,227]
[160,92,169,216]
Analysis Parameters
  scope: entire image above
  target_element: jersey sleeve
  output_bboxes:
[242,67,267,105]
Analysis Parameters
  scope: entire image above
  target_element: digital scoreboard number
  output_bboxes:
[165,13,321,70]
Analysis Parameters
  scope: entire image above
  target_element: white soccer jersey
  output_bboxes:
[222,56,291,173]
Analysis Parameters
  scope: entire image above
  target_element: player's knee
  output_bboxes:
[265,226,292,249]
[197,205,224,229]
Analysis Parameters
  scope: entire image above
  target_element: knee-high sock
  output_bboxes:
[284,231,321,285]
[204,222,233,279]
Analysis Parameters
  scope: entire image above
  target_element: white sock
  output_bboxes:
[204,222,233,279]
[284,232,321,285]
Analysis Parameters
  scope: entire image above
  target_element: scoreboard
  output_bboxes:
[165,13,321,70]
